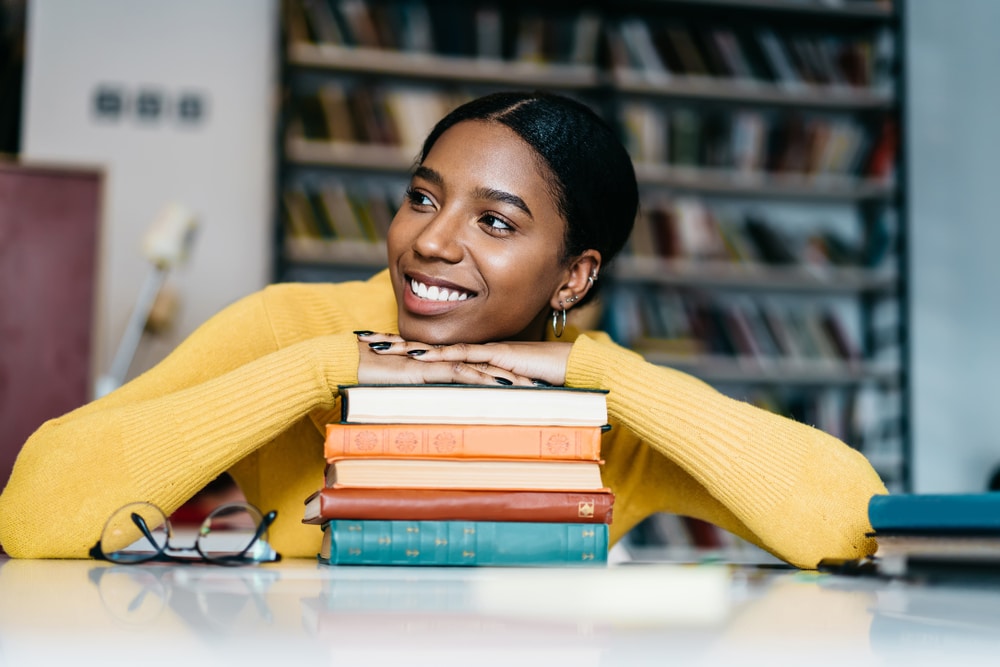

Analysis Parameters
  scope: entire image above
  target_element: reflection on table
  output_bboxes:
[2,553,1000,667]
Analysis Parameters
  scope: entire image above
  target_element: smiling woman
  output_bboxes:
[0,91,887,568]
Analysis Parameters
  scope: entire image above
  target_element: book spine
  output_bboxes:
[324,423,603,461]
[320,520,609,566]
[305,488,614,524]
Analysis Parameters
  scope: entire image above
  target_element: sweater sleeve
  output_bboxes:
[0,289,362,558]
[564,333,887,569]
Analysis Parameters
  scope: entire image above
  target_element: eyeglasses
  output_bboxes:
[89,501,282,566]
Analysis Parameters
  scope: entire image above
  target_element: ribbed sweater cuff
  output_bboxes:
[567,334,807,521]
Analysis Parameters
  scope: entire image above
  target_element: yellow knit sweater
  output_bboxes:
[0,270,886,567]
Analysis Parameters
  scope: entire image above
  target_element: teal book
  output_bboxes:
[869,493,1000,534]
[318,519,609,566]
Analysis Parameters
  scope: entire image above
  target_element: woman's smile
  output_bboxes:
[402,272,477,316]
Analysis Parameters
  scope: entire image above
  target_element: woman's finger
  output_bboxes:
[398,341,571,387]
[365,339,437,357]
[353,331,405,343]
[414,360,534,387]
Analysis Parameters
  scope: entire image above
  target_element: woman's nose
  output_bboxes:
[412,207,465,262]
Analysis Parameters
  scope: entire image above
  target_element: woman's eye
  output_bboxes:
[481,214,513,233]
[405,188,433,208]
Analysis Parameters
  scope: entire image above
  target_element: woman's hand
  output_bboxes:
[355,332,572,387]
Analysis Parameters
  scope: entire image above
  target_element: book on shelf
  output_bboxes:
[708,27,754,81]
[318,181,367,240]
[662,23,711,77]
[303,487,615,524]
[318,519,609,566]
[298,0,346,47]
[324,422,605,461]
[324,457,606,492]
[290,94,331,141]
[610,18,669,80]
[316,84,358,144]
[337,383,609,426]
[336,0,383,49]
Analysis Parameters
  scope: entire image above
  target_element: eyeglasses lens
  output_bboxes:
[198,504,265,562]
[101,502,170,563]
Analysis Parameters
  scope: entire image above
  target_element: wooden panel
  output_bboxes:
[0,160,103,490]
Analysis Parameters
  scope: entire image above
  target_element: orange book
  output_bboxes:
[324,458,605,492]
[324,423,604,462]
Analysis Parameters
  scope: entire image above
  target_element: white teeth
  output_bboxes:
[410,279,471,303]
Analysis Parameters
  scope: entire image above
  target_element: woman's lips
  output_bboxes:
[402,274,476,315]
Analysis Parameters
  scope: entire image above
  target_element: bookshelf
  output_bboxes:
[274,0,909,506]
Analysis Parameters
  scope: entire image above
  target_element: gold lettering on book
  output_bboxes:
[462,551,475,558]
[463,527,475,534]
[406,526,420,533]
[582,553,594,560]
[578,501,595,517]
[377,536,391,545]
[347,524,361,531]
[348,548,361,556]
[435,539,448,546]
[406,549,419,557]
[581,529,595,537]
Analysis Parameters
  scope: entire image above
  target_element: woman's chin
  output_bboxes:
[396,319,463,346]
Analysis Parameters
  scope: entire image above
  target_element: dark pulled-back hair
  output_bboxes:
[418,91,638,306]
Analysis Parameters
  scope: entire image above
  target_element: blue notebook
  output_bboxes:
[318,519,609,566]
[869,493,1000,534]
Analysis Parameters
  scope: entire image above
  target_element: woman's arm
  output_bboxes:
[0,289,361,558]
[565,334,887,569]
[384,330,887,568]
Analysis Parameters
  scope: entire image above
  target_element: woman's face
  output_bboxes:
[387,120,572,344]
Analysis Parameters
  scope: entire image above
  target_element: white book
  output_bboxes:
[338,384,608,426]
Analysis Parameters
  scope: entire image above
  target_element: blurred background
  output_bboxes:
[1,0,999,547]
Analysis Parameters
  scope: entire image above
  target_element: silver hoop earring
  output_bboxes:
[588,273,598,287]
[551,308,567,338]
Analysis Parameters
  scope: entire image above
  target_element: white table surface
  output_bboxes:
[1,549,998,667]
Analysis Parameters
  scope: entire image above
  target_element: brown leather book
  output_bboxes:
[325,423,604,462]
[303,487,614,525]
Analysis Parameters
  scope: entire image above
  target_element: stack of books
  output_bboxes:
[867,493,1000,582]
[303,384,615,566]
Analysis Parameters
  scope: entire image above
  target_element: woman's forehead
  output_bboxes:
[421,120,561,207]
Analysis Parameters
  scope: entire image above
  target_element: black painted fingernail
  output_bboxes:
[531,379,552,387]
[494,376,513,385]
[407,349,428,356]
[368,342,392,350]
[353,330,374,336]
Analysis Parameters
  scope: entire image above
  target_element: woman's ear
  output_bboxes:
[550,250,602,311]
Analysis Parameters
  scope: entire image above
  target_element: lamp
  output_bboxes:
[94,203,198,398]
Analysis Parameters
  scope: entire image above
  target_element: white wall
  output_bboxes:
[21,0,277,391]
[907,0,1000,492]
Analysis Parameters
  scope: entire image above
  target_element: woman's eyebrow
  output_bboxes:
[413,165,534,220]
[473,186,533,220]
[413,165,443,187]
